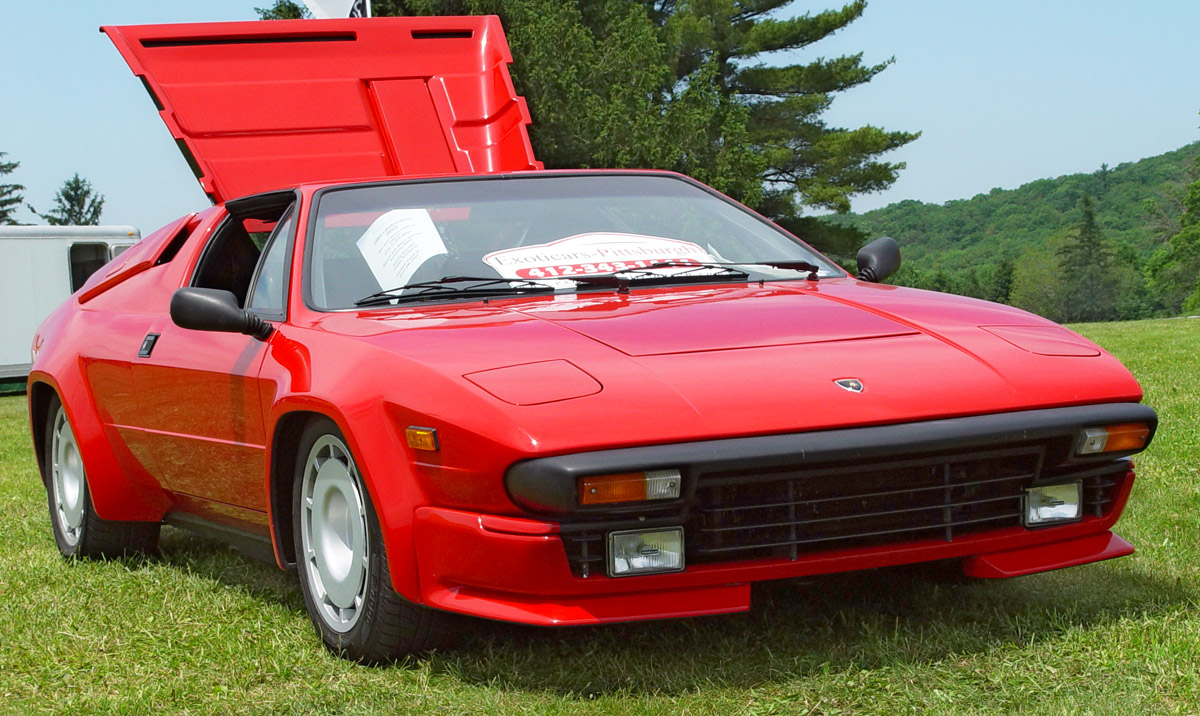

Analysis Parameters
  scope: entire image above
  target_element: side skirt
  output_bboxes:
[164,511,278,565]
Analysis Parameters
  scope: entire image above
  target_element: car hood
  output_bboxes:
[313,278,1143,454]
[103,17,539,203]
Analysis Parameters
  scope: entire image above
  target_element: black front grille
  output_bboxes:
[691,446,1043,563]
[557,448,1131,577]
[563,531,605,579]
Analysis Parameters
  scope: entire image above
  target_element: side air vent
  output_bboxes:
[411,30,473,40]
[141,33,356,48]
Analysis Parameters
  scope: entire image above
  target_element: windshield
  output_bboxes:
[306,173,842,309]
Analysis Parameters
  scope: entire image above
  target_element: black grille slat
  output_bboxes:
[698,492,1026,534]
[699,449,1041,487]
[694,511,1025,555]
[691,446,1045,562]
[701,472,1033,515]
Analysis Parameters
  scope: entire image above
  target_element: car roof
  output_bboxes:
[102,17,540,204]
[291,167,694,194]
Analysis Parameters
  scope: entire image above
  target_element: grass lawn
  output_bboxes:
[0,318,1197,715]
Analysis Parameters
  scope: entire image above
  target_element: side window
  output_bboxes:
[247,209,295,315]
[191,196,293,307]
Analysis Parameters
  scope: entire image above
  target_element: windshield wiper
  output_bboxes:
[353,258,826,305]
[563,261,750,294]
[354,276,556,307]
[745,260,823,278]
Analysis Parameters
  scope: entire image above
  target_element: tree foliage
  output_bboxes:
[255,1,310,19]
[659,1,917,215]
[835,141,1200,320]
[32,173,105,226]
[1008,234,1067,320]
[0,152,25,226]
[255,1,914,258]
[1147,156,1200,313]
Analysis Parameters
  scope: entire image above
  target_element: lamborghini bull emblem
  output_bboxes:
[834,378,865,393]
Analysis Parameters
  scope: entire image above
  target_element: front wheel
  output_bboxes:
[43,395,159,559]
[292,418,449,663]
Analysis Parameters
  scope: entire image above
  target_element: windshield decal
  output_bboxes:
[483,233,717,285]
[356,209,448,290]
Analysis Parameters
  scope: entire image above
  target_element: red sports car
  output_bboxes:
[30,17,1155,663]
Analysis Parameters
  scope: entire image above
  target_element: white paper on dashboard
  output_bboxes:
[356,209,448,291]
[483,233,717,289]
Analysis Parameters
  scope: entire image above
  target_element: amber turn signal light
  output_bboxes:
[405,426,439,451]
[579,469,682,506]
[1078,422,1150,455]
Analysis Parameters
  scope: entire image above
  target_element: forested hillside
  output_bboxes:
[832,141,1200,320]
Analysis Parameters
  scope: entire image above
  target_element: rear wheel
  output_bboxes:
[44,396,159,559]
[292,418,449,663]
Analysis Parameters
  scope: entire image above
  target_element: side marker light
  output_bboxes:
[405,427,439,451]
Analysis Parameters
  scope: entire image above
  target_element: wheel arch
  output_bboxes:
[267,409,319,569]
[265,404,423,605]
[28,378,56,484]
[27,371,170,522]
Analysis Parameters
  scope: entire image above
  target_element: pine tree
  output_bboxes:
[32,173,106,226]
[1056,195,1118,322]
[659,2,917,215]
[256,1,915,258]
[0,152,25,226]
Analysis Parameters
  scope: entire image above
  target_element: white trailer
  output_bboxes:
[0,225,140,379]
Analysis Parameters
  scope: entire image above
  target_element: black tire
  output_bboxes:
[292,418,451,663]
[43,395,160,559]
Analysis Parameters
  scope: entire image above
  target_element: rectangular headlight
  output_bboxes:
[580,469,681,506]
[608,528,684,577]
[1025,482,1082,526]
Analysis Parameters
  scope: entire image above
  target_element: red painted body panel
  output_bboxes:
[130,324,269,511]
[102,18,539,203]
[77,213,198,303]
[28,18,1155,633]
[962,532,1135,579]
[291,280,1141,473]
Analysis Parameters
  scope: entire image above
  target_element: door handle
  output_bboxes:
[138,333,160,358]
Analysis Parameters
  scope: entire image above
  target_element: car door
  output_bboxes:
[131,192,296,516]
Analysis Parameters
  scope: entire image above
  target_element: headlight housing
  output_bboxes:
[608,527,685,577]
[1025,482,1082,526]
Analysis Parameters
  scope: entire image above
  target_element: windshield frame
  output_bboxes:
[301,170,847,312]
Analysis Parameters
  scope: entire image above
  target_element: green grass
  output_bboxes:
[1,318,1197,715]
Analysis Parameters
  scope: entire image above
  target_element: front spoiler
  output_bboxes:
[963,531,1134,578]
[412,480,1136,626]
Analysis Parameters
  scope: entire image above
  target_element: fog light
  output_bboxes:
[1077,423,1150,455]
[1025,483,1082,526]
[580,469,682,505]
[608,528,684,577]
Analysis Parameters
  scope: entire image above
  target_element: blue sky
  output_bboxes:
[1,1,1198,233]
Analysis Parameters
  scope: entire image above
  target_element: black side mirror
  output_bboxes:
[170,287,273,340]
[856,236,901,283]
